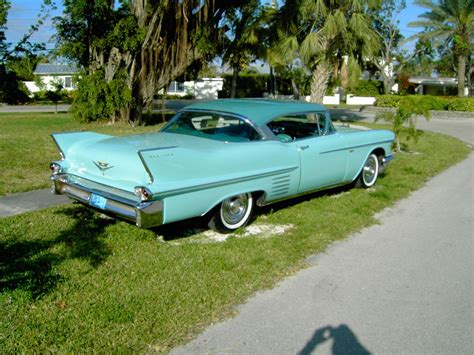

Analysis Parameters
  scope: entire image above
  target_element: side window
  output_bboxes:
[267,112,332,141]
[163,111,261,142]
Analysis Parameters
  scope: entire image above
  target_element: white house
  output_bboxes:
[24,63,78,93]
[165,78,224,100]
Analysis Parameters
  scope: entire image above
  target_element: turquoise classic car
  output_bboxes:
[50,99,395,232]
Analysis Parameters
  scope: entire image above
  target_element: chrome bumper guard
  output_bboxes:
[51,174,163,228]
[380,154,394,174]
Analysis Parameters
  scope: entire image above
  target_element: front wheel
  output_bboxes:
[355,153,379,188]
[209,193,254,233]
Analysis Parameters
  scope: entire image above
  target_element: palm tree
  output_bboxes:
[221,1,266,98]
[275,0,379,103]
[408,0,474,97]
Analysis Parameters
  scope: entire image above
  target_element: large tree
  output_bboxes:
[56,0,241,123]
[408,0,474,97]
[275,0,379,103]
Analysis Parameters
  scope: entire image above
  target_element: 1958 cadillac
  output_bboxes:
[50,99,395,232]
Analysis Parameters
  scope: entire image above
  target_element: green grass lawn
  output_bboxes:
[0,113,471,352]
[0,113,162,196]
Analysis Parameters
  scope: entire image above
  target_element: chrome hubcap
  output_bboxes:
[221,194,249,225]
[363,156,377,185]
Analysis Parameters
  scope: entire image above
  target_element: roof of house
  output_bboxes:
[409,77,457,86]
[34,63,78,75]
[185,99,327,126]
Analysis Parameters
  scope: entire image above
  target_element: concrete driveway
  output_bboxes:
[172,116,473,354]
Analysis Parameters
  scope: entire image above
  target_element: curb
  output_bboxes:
[360,106,474,120]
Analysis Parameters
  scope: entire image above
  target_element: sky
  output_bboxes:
[5,0,427,54]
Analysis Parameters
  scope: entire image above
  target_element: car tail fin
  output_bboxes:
[137,146,178,184]
[51,132,112,159]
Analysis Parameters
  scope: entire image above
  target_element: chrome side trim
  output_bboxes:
[158,166,299,197]
[320,140,394,154]
[257,181,350,207]
[138,146,179,153]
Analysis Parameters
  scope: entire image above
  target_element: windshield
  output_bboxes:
[162,111,261,142]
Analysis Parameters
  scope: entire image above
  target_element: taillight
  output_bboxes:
[50,163,61,175]
[134,186,153,201]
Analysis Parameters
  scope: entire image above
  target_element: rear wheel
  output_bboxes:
[209,193,254,233]
[355,153,379,188]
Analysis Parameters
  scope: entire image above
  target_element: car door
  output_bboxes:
[297,131,347,192]
[267,111,347,193]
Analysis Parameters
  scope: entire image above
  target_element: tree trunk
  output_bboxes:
[310,63,331,103]
[457,54,466,97]
[231,67,239,98]
[341,58,348,90]
[118,1,230,123]
[291,78,299,100]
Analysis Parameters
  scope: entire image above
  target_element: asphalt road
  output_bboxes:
[172,119,473,353]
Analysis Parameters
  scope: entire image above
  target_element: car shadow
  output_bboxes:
[152,217,210,242]
[329,108,374,122]
[152,184,357,242]
[0,205,114,299]
[298,324,371,355]
[257,183,354,216]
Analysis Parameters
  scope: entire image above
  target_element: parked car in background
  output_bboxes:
[50,99,395,232]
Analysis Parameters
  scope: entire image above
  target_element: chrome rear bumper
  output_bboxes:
[51,174,163,228]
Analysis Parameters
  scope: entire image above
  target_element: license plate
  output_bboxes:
[90,193,107,210]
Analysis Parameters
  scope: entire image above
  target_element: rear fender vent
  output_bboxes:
[270,174,291,197]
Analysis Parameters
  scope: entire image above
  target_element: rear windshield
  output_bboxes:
[162,111,261,142]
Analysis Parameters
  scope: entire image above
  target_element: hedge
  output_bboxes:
[375,95,474,112]
[219,74,294,98]
[348,80,384,97]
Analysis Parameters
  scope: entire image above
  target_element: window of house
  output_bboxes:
[64,76,72,88]
[168,81,185,93]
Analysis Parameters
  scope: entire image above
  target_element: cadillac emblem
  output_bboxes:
[94,160,114,171]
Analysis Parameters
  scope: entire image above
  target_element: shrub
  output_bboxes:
[376,95,431,152]
[219,74,294,98]
[348,80,384,97]
[32,90,70,102]
[375,95,402,108]
[220,74,268,98]
[0,65,31,104]
[375,95,472,111]
[416,95,447,111]
[72,69,133,123]
[446,98,474,112]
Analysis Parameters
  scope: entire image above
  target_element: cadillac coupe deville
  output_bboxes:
[50,99,395,232]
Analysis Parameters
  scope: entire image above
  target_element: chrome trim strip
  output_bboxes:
[159,166,299,197]
[138,146,179,153]
[320,140,394,154]
[137,151,155,184]
[258,181,350,207]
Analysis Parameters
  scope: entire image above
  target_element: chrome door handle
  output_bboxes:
[299,145,309,151]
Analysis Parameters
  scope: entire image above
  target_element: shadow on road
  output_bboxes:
[298,324,371,355]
